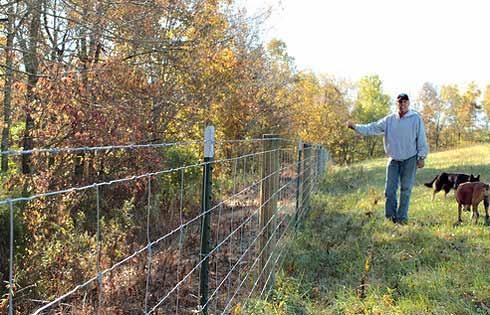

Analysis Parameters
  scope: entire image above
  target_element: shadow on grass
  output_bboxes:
[257,150,490,314]
[321,161,490,196]
[281,198,490,313]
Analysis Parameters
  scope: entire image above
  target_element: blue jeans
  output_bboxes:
[385,155,417,222]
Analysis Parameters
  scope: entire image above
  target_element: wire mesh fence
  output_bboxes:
[1,127,329,315]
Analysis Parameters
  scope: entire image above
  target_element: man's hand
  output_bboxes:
[346,121,356,130]
[417,159,425,169]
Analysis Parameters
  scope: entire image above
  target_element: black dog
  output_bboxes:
[424,172,480,201]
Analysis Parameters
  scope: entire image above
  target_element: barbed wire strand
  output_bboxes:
[206,194,290,311]
[30,149,308,314]
[260,173,318,304]
[147,170,298,314]
[221,166,310,313]
[247,165,315,305]
[0,137,294,157]
[0,147,286,206]
[0,140,204,156]
[202,150,299,311]
[207,164,302,312]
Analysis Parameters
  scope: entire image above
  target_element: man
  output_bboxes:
[346,93,429,224]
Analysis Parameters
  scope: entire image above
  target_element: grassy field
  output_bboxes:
[245,144,490,315]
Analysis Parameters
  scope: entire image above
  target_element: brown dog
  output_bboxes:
[424,172,480,200]
[455,182,489,224]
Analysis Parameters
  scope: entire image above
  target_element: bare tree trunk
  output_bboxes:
[74,1,106,179]
[434,117,441,150]
[366,138,377,158]
[43,0,66,62]
[74,5,90,179]
[1,4,15,172]
[21,1,42,174]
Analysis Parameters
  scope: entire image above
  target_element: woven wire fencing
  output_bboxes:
[1,127,329,315]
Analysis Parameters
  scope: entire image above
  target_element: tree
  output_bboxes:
[352,75,390,157]
[461,82,481,137]
[483,85,490,128]
[418,82,444,149]
[17,1,42,174]
[440,84,463,144]
[441,83,480,143]
[1,3,15,172]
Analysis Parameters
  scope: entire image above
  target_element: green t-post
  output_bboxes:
[200,126,215,315]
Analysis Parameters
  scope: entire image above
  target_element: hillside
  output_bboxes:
[246,144,490,315]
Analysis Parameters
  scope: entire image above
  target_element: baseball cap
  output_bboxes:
[397,93,409,101]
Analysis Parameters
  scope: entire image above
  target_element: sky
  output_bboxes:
[242,0,490,100]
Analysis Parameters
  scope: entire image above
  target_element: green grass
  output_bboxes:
[245,144,490,315]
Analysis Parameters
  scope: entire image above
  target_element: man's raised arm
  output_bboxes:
[346,117,387,136]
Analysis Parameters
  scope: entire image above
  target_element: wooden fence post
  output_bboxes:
[259,134,279,290]
[294,140,303,229]
[302,143,312,216]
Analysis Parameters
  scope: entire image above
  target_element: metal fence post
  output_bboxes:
[322,148,328,177]
[316,146,321,180]
[259,134,279,290]
[294,140,303,229]
[8,200,14,315]
[316,146,322,188]
[319,148,324,178]
[199,126,215,315]
[302,143,312,215]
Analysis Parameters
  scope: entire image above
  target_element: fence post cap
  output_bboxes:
[262,134,279,139]
[204,126,215,158]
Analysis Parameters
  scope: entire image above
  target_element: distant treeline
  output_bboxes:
[1,1,490,312]
[1,1,489,171]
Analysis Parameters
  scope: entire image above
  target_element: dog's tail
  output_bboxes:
[424,175,439,188]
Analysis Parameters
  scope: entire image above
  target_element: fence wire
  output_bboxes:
[1,135,328,315]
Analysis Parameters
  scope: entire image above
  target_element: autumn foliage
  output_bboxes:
[0,0,489,313]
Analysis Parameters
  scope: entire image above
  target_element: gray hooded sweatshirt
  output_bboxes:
[354,110,429,161]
